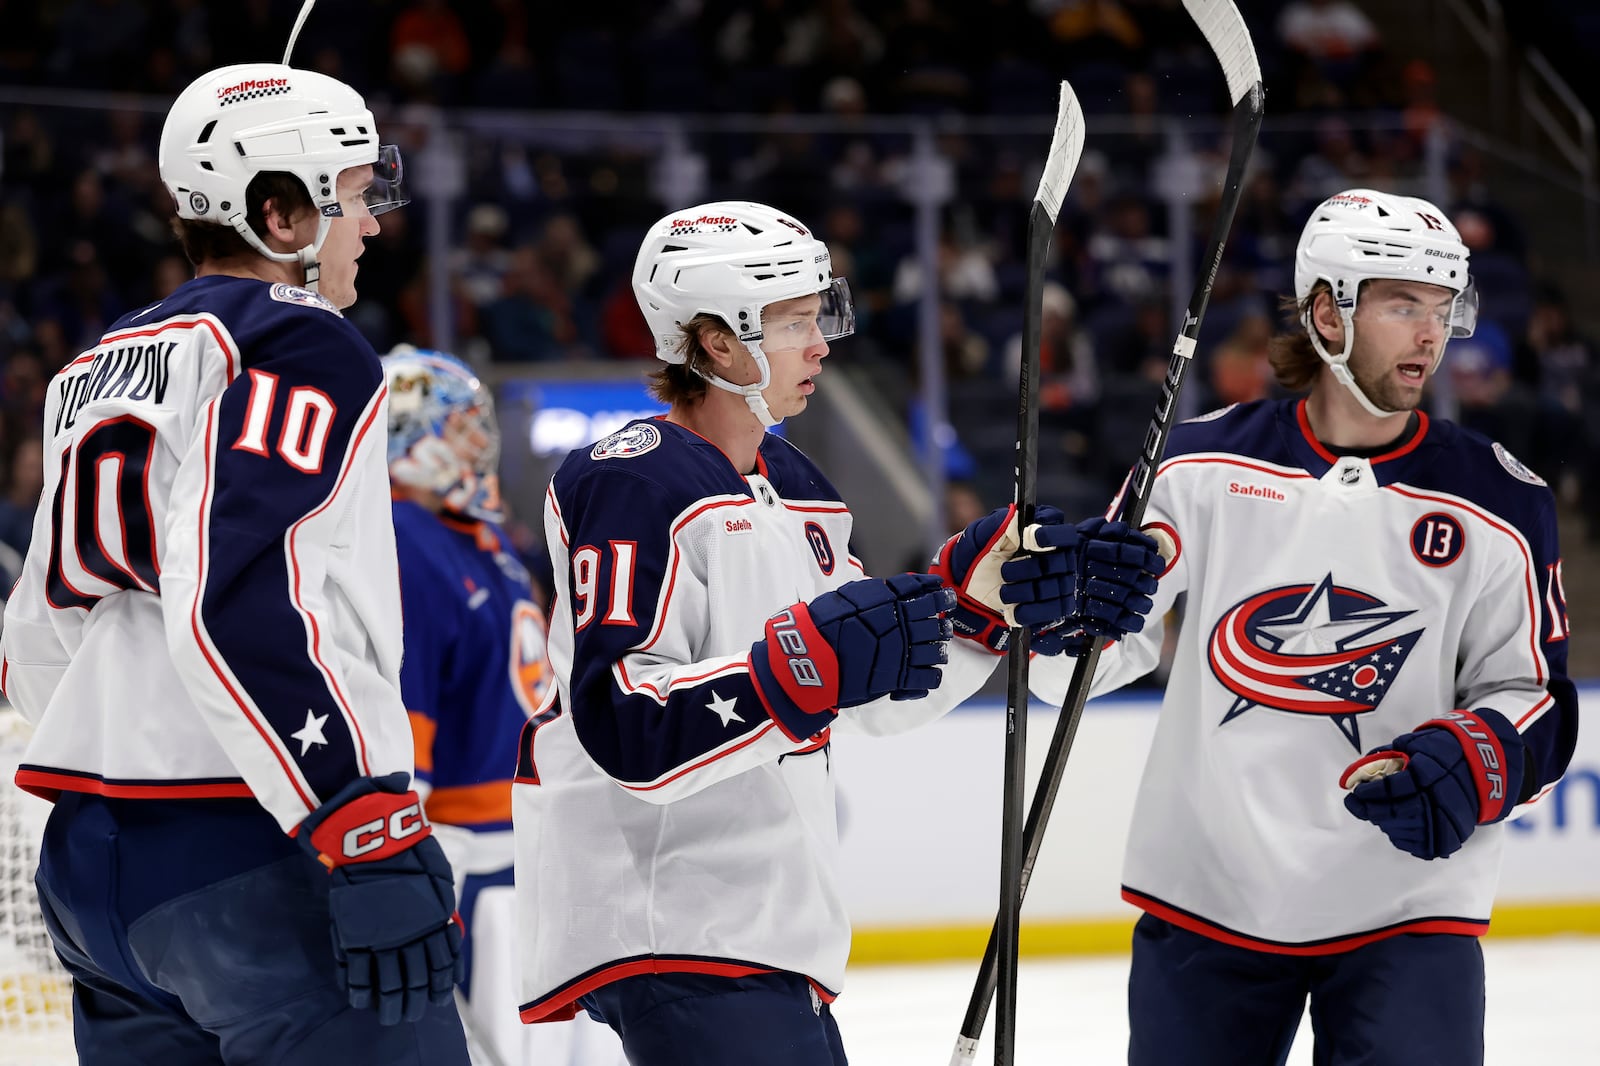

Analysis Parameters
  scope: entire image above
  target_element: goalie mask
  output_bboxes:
[158,63,406,293]
[1294,188,1477,416]
[632,200,855,426]
[382,347,503,522]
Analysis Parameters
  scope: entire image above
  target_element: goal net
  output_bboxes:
[0,707,76,1064]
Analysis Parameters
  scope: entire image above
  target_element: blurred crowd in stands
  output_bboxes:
[2,0,1599,586]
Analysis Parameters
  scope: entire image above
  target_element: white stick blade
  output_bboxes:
[1033,81,1085,224]
[1183,0,1262,104]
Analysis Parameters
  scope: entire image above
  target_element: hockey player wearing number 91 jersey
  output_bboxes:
[0,64,472,1064]
[1031,189,1579,1066]
[383,346,626,1066]
[511,201,1165,1065]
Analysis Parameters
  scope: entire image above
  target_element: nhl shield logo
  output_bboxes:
[1208,573,1423,750]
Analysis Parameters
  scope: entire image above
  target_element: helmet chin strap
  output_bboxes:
[229,212,332,294]
[1304,307,1403,420]
[699,339,781,428]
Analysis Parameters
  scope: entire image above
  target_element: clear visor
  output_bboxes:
[818,277,856,340]
[1448,279,1478,338]
[324,144,407,218]
[758,278,856,351]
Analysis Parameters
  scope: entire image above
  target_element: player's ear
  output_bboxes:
[1311,288,1345,353]
[259,195,306,248]
[698,325,739,369]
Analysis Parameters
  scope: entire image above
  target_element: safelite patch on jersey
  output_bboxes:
[1493,442,1545,486]
[269,283,341,315]
[591,422,662,460]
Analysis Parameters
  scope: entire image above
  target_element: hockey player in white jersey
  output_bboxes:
[511,201,1163,1065]
[1032,188,1578,1066]
[0,65,472,1064]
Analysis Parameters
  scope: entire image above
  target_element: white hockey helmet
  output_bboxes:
[632,200,854,426]
[382,346,503,522]
[1294,188,1477,416]
[158,63,406,292]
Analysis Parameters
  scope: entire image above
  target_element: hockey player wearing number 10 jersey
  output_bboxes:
[1031,189,1579,1066]
[511,201,1164,1065]
[0,65,471,1064]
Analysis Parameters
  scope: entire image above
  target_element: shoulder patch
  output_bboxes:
[1493,442,1545,486]
[1184,403,1238,425]
[591,422,662,460]
[269,282,341,316]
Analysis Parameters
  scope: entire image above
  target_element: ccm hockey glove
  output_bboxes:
[1341,709,1527,860]
[750,572,955,740]
[297,773,464,1024]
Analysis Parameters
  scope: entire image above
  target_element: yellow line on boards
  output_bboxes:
[848,903,1600,965]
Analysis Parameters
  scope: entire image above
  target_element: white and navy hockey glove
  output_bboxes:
[933,507,1161,656]
[750,573,955,740]
[1341,709,1527,860]
[297,773,464,1024]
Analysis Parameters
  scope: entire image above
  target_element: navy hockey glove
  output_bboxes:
[932,504,1077,652]
[1341,709,1527,861]
[297,773,464,1025]
[1019,519,1163,657]
[750,572,955,740]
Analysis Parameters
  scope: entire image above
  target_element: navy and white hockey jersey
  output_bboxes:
[1,276,412,833]
[1034,398,1578,952]
[394,498,550,874]
[513,418,1000,1021]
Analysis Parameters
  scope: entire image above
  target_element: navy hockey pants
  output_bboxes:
[580,969,848,1065]
[33,792,470,1066]
[1128,913,1484,1066]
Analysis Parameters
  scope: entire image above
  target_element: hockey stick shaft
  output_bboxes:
[957,82,1084,1066]
[951,4,1262,1061]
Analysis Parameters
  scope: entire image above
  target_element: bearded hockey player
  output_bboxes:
[1032,188,1579,1066]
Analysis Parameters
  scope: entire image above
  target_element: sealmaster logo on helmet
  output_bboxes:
[216,76,290,102]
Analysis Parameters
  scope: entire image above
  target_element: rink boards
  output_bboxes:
[834,683,1600,963]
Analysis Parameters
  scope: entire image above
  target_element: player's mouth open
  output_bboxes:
[1397,362,1427,381]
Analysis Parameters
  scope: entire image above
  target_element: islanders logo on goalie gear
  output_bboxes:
[1207,574,1423,750]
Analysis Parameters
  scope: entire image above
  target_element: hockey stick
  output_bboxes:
[993,80,1085,1066]
[949,4,1262,1063]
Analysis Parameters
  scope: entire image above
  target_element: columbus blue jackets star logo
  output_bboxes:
[1207,574,1422,750]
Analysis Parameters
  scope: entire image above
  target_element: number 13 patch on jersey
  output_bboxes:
[1410,512,1465,567]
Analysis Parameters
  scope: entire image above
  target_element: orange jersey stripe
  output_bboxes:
[408,711,437,774]
[426,779,513,826]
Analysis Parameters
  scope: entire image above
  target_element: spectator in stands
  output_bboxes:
[1047,0,1145,70]
[1276,0,1380,93]
[482,246,576,362]
[1207,311,1275,407]
[0,436,41,561]
[1520,284,1594,510]
[452,204,514,309]
[1003,281,1099,416]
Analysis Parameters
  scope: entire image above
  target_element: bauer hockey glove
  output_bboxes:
[1341,709,1527,861]
[297,773,464,1024]
[750,572,955,740]
[1046,518,1164,655]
